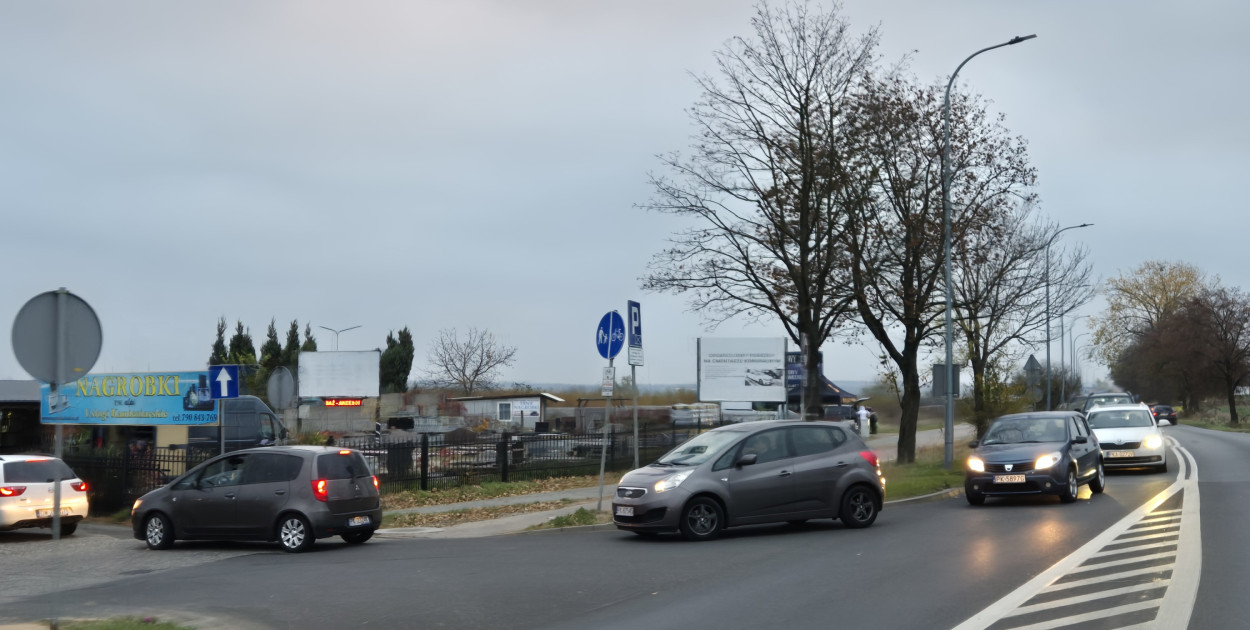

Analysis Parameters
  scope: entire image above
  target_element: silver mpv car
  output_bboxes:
[613,421,884,541]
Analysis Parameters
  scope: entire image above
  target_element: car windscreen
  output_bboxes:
[1088,410,1155,429]
[2,459,77,483]
[981,418,1067,445]
[656,431,744,466]
[316,452,372,479]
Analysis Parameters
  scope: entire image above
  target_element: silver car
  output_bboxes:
[1085,404,1168,473]
[613,421,884,541]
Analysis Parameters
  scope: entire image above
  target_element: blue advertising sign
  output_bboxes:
[786,351,823,389]
[596,311,625,359]
[40,370,223,425]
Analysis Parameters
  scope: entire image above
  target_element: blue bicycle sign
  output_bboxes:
[596,311,625,359]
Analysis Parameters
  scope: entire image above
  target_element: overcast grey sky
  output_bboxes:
[3,1,1246,391]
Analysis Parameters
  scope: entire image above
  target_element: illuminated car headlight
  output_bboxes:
[1035,452,1062,470]
[1144,435,1163,449]
[131,498,142,515]
[967,457,985,473]
[654,470,694,493]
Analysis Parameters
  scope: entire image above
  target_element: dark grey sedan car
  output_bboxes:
[132,446,382,552]
[965,412,1105,505]
[613,420,884,541]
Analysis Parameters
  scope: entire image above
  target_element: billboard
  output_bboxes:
[298,351,381,398]
[40,371,221,426]
[697,338,787,402]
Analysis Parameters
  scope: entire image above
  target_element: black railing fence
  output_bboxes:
[47,425,709,515]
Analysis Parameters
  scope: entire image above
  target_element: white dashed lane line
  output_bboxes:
[954,438,1201,630]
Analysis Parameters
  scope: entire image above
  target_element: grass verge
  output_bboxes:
[381,473,622,511]
[54,617,192,630]
[879,442,970,500]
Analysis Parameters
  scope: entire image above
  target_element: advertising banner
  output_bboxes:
[298,351,381,398]
[41,371,222,426]
[697,338,787,402]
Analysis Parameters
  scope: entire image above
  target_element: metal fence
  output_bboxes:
[46,425,709,515]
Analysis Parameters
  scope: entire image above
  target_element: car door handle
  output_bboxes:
[224,493,236,499]
[778,470,791,477]
[273,490,286,496]
[835,462,849,468]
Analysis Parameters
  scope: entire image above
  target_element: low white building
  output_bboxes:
[448,393,564,432]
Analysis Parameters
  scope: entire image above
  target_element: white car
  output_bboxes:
[1085,405,1168,473]
[0,454,90,536]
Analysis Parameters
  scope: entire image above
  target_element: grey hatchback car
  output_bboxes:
[132,446,381,552]
[613,420,884,541]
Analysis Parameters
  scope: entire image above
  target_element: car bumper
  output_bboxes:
[611,487,686,533]
[1,497,89,531]
[1101,450,1165,468]
[309,507,383,538]
[965,470,1066,496]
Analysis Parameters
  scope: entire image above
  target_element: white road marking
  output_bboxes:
[952,437,1200,630]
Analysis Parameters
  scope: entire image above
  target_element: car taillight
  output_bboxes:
[312,479,329,502]
[0,486,27,497]
[371,476,379,491]
[858,451,879,468]
[71,481,88,492]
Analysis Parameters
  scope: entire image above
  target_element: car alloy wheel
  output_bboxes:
[145,513,174,550]
[679,497,723,541]
[839,486,878,528]
[1060,468,1079,503]
[279,514,314,552]
[1089,462,1106,494]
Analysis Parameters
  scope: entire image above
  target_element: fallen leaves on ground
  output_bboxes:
[383,500,583,529]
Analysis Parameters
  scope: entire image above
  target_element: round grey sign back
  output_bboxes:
[11,289,102,384]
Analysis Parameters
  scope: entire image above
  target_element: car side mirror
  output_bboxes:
[280,427,290,439]
[736,453,758,467]
[968,441,979,448]
[1072,436,1088,444]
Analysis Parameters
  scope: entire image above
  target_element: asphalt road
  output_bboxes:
[1,425,1244,629]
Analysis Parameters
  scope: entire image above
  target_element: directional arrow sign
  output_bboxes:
[596,311,625,360]
[210,365,239,399]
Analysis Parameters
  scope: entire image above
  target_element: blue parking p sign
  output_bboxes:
[209,365,239,399]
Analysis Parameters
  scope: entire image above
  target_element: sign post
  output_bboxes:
[595,311,624,512]
[11,288,102,549]
[627,301,643,468]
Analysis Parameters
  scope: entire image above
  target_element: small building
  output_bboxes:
[447,393,564,432]
[0,380,42,453]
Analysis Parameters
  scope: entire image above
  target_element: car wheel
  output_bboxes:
[1088,462,1106,494]
[1059,468,1079,503]
[340,530,373,545]
[965,489,986,506]
[58,522,77,536]
[679,497,723,541]
[144,513,174,550]
[278,514,315,553]
[838,485,878,528]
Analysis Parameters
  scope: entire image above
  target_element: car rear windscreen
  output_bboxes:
[3,459,77,483]
[316,452,372,480]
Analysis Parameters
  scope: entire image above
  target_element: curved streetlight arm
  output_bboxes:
[941,34,1036,468]
[318,325,361,351]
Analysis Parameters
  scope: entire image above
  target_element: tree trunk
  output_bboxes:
[802,332,822,420]
[970,356,989,440]
[1227,379,1240,425]
[896,360,920,463]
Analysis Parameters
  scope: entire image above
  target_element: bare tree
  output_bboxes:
[954,207,1094,435]
[1190,284,1250,424]
[841,75,1037,462]
[423,328,517,396]
[640,1,879,417]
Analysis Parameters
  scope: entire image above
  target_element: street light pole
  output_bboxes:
[942,33,1035,467]
[318,325,361,351]
[1044,224,1091,409]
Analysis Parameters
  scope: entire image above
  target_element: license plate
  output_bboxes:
[36,508,70,518]
[615,505,634,517]
[993,474,1026,484]
[348,515,370,527]
[1108,451,1133,458]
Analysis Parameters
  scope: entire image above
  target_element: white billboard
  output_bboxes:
[298,351,381,398]
[697,338,787,402]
